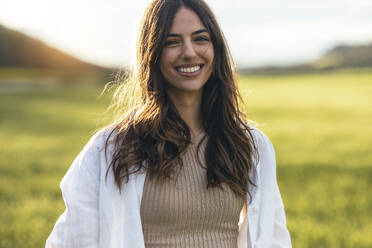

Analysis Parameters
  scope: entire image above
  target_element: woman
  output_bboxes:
[46,0,291,247]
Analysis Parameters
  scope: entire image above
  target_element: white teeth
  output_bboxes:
[178,65,201,73]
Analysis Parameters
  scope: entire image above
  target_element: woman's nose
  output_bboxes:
[182,40,197,59]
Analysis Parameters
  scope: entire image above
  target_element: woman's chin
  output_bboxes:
[166,82,205,95]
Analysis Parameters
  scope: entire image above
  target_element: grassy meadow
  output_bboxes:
[0,71,371,247]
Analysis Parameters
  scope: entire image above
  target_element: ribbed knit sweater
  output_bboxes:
[140,131,244,248]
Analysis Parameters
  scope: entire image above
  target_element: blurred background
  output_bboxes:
[0,0,371,247]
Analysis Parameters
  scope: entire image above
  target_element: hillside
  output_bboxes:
[313,43,372,70]
[0,24,106,71]
[239,42,372,75]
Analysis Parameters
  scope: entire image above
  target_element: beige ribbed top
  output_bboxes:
[140,132,244,248]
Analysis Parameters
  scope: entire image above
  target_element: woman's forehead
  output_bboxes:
[168,7,207,35]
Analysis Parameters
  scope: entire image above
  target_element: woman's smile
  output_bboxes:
[175,64,204,77]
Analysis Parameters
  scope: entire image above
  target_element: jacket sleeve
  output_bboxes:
[45,133,103,248]
[271,179,292,248]
[252,128,291,248]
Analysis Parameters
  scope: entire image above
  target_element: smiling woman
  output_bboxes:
[45,0,291,248]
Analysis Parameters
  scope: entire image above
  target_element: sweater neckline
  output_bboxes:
[191,130,207,145]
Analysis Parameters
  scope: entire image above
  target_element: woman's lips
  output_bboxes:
[175,64,203,77]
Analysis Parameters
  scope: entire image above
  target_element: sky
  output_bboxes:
[1,0,372,68]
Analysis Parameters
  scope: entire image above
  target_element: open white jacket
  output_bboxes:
[46,127,291,248]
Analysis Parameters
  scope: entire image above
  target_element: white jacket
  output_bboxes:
[46,127,291,248]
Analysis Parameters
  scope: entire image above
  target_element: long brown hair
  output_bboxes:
[105,0,258,202]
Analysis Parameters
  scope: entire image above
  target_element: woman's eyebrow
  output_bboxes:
[167,29,209,37]
[192,29,208,35]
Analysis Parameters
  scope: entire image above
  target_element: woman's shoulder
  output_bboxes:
[244,124,277,174]
[80,124,118,159]
[244,124,274,151]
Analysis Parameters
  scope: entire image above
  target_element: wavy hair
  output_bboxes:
[105,0,258,202]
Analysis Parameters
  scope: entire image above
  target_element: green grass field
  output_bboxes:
[0,72,371,247]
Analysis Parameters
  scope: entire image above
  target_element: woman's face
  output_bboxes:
[160,7,214,95]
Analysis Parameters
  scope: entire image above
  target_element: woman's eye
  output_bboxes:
[164,40,180,46]
[195,36,210,42]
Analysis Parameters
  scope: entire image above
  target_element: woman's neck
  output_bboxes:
[166,89,204,138]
